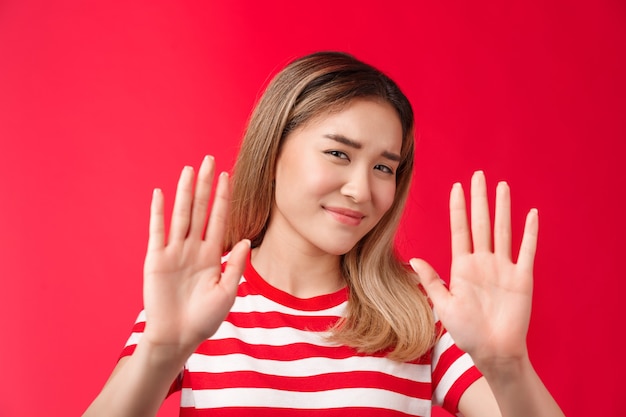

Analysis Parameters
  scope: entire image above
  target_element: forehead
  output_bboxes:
[295,99,404,151]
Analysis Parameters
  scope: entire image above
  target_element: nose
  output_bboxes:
[340,168,372,203]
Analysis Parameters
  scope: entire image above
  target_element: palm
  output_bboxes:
[411,171,538,365]
[142,156,250,352]
[443,251,532,361]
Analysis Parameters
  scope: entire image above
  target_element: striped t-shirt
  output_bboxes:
[121,254,481,416]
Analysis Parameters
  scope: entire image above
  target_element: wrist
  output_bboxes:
[473,351,533,384]
[471,353,566,417]
[136,336,196,374]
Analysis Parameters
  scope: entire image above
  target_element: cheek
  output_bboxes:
[375,183,397,213]
[307,168,342,195]
[296,155,339,194]
[275,154,338,199]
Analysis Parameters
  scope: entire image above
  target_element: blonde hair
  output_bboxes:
[226,52,435,361]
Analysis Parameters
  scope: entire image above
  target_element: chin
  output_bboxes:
[318,241,360,256]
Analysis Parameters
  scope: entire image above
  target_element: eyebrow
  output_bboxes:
[324,134,402,162]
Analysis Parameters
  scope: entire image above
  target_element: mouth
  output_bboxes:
[323,206,365,226]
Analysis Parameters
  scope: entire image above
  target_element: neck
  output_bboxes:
[251,239,345,299]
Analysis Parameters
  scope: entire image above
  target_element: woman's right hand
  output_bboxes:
[141,155,250,359]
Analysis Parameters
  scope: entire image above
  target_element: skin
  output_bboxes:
[411,173,565,417]
[84,158,251,417]
[83,100,565,417]
[252,99,402,298]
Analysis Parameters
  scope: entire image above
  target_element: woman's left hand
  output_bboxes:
[410,171,538,368]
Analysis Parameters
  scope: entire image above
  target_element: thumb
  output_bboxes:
[221,239,251,296]
[409,258,450,309]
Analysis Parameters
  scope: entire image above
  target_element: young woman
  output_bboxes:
[84,52,565,417]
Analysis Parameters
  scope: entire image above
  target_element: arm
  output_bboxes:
[458,361,564,417]
[410,171,564,417]
[83,156,250,417]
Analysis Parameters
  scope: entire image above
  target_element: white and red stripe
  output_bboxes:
[122,254,481,416]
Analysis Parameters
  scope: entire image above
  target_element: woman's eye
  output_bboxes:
[326,150,349,160]
[375,164,394,175]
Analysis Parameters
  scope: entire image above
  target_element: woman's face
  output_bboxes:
[269,99,403,256]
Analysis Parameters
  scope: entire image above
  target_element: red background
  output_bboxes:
[1,1,624,416]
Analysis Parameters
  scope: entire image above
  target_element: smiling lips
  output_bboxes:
[324,206,365,226]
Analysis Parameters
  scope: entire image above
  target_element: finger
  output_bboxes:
[517,208,539,270]
[204,171,230,257]
[470,170,492,252]
[189,156,215,238]
[494,181,512,260]
[147,188,165,252]
[450,182,471,257]
[409,258,451,310]
[220,239,251,297]
[169,166,195,242]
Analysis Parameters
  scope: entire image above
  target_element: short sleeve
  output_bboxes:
[431,327,482,415]
[119,310,146,359]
